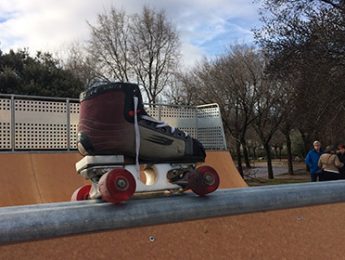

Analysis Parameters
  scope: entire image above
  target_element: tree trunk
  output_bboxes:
[241,137,251,168]
[264,143,274,179]
[300,130,312,156]
[274,147,279,159]
[285,132,294,175]
[235,140,243,177]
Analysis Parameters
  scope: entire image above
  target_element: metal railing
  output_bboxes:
[1,181,345,244]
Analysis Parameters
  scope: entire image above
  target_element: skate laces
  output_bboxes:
[140,114,189,137]
[133,97,190,175]
[130,98,187,136]
[140,115,177,134]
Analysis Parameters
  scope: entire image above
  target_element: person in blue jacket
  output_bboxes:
[305,140,323,181]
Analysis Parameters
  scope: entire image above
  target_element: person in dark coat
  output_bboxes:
[305,140,323,181]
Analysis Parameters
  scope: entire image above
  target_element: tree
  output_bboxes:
[212,46,262,173]
[162,72,194,105]
[251,78,287,179]
[87,6,181,104]
[88,8,132,82]
[0,48,84,97]
[130,7,180,104]
[255,0,345,150]
[176,45,262,176]
[63,42,99,86]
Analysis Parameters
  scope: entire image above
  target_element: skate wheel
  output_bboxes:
[188,166,220,196]
[71,184,92,201]
[99,168,136,204]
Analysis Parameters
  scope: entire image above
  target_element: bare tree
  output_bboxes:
[86,6,181,104]
[255,0,345,150]
[252,78,288,179]
[212,46,262,173]
[63,42,100,86]
[178,45,262,176]
[162,72,194,105]
[130,7,181,104]
[88,8,132,82]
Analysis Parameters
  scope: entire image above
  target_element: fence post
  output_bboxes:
[10,95,15,152]
[66,98,71,151]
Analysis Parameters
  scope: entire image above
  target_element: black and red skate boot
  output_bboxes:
[77,81,206,163]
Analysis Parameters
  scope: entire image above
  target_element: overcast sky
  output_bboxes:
[0,0,261,67]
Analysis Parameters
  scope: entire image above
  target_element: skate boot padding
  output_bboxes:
[77,81,206,163]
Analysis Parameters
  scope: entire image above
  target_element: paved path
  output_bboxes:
[244,161,306,179]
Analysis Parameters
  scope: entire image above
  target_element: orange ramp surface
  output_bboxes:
[201,150,247,188]
[2,151,345,259]
[0,152,85,206]
[0,150,245,207]
[2,203,345,259]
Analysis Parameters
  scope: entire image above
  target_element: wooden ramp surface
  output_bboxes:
[2,152,345,259]
[0,153,86,207]
[202,150,247,188]
[0,151,245,207]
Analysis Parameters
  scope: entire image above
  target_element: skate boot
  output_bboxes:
[77,81,206,163]
[72,81,219,204]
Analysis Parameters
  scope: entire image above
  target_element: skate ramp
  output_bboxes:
[2,202,345,259]
[0,153,86,207]
[1,152,345,259]
[202,150,246,188]
[0,150,244,207]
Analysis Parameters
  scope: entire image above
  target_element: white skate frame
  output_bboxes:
[76,156,194,199]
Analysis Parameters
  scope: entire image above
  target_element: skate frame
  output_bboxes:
[76,155,194,199]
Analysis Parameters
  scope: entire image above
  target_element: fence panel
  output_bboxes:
[0,94,226,151]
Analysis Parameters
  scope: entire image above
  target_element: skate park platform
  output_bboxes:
[2,95,345,259]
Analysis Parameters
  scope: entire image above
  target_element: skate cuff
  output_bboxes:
[80,82,139,101]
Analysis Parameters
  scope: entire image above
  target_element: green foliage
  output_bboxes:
[0,49,84,98]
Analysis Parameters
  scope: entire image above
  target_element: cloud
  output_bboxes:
[0,0,260,67]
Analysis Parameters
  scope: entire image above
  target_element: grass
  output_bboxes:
[244,168,310,186]
[244,160,310,186]
[245,177,309,186]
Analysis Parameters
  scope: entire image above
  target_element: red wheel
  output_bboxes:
[188,166,220,196]
[71,184,92,201]
[99,168,136,204]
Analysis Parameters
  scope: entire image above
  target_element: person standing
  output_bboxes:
[336,144,345,179]
[318,145,344,181]
[305,140,323,182]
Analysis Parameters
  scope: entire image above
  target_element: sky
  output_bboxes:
[0,0,261,68]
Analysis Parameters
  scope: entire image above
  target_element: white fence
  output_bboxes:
[0,94,226,151]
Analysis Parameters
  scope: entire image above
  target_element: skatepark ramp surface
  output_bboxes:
[2,181,345,259]
[0,150,245,207]
[2,181,345,244]
[0,152,86,206]
[2,153,345,258]
[2,96,345,259]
